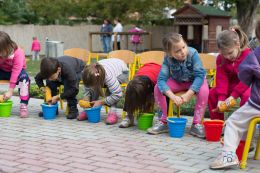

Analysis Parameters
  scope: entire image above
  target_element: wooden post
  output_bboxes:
[114,33,118,50]
[88,33,92,52]
[148,32,152,50]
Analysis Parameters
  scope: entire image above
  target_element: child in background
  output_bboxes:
[0,31,30,118]
[208,26,251,120]
[209,20,260,170]
[35,56,85,119]
[78,58,128,125]
[119,63,161,128]
[129,25,144,52]
[31,37,41,61]
[147,33,209,138]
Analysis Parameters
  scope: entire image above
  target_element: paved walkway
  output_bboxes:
[0,96,259,173]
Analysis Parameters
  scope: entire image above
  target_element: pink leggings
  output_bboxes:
[154,79,209,124]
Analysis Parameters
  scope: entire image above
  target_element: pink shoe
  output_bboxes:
[20,103,28,118]
[106,112,118,125]
[77,111,88,121]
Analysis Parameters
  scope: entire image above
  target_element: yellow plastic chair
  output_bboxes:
[108,50,137,80]
[137,51,165,68]
[168,53,216,118]
[64,48,89,62]
[106,50,137,117]
[240,117,260,169]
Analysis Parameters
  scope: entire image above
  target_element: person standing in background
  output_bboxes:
[100,19,113,53]
[112,18,123,50]
[31,37,41,61]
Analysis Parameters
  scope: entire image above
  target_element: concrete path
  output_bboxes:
[0,96,259,173]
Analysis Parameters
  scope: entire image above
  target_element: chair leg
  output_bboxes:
[65,106,69,116]
[105,106,109,113]
[122,111,126,119]
[240,120,256,169]
[254,129,260,160]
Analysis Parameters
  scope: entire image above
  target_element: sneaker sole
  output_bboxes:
[189,131,205,138]
[147,129,169,135]
[118,123,134,128]
[210,162,239,170]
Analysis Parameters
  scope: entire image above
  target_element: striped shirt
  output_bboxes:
[98,58,128,106]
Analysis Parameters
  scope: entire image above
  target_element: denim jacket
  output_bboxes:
[157,47,206,93]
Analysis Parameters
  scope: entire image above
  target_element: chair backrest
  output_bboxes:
[108,50,136,80]
[64,48,89,62]
[138,51,165,66]
[199,53,216,70]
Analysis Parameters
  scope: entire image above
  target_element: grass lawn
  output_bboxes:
[26,56,41,77]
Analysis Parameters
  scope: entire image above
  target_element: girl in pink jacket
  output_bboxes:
[0,31,30,118]
[208,26,251,120]
[31,37,41,61]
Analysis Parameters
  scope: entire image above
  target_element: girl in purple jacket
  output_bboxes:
[0,31,30,118]
[210,20,260,170]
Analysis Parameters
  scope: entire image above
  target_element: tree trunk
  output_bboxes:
[236,0,258,38]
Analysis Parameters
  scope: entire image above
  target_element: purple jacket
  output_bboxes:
[238,46,260,110]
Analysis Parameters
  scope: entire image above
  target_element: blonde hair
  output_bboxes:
[162,32,184,54]
[217,26,248,50]
[0,31,17,58]
[82,63,106,97]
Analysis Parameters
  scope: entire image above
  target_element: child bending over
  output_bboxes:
[78,58,128,125]
[0,31,30,117]
[35,56,85,119]
[119,63,161,128]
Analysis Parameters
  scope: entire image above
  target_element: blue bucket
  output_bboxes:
[85,106,102,123]
[167,117,187,138]
[41,103,58,120]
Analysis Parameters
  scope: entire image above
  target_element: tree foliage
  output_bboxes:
[0,0,185,25]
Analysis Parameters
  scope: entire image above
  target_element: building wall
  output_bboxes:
[207,17,230,52]
[0,24,174,56]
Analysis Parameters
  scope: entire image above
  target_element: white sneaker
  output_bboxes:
[119,118,134,128]
[210,151,239,170]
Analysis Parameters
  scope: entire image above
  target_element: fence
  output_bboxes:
[0,24,174,55]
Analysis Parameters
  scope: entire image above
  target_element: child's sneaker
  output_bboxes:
[106,112,118,125]
[190,123,205,138]
[20,103,28,118]
[210,151,239,169]
[119,118,134,128]
[147,121,168,135]
[77,111,88,121]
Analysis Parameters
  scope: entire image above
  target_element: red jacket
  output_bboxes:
[216,48,251,101]
[136,63,161,85]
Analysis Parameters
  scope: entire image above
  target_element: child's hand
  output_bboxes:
[171,95,183,106]
[181,90,194,103]
[217,101,225,107]
[92,100,103,107]
[225,96,235,107]
[49,95,59,104]
[3,90,13,101]
[40,87,46,93]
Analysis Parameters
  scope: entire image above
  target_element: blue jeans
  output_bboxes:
[102,36,111,53]
[0,69,30,104]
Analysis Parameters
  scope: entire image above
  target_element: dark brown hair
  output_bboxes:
[82,63,106,97]
[162,32,184,55]
[124,76,154,117]
[217,26,248,50]
[0,31,18,58]
[40,58,60,79]
[255,20,260,40]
